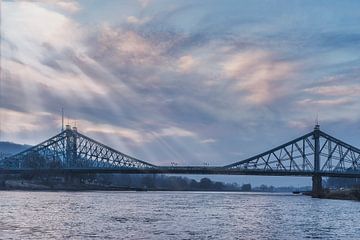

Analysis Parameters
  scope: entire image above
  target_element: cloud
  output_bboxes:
[84,125,146,144]
[0,108,63,144]
[201,138,217,144]
[297,82,360,120]
[177,55,198,73]
[91,24,167,68]
[297,98,353,107]
[223,51,271,78]
[222,50,297,105]
[138,0,151,8]
[287,120,309,130]
[304,85,360,96]
[52,1,81,13]
[77,121,197,144]
[2,2,82,55]
[3,58,108,97]
[126,16,150,25]
[0,108,53,134]
[155,127,196,138]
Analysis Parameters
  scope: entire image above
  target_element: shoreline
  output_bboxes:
[2,186,360,201]
[304,189,360,201]
[3,180,359,201]
[0,179,300,193]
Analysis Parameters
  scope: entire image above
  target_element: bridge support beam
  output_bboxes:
[312,124,323,196]
[312,174,322,196]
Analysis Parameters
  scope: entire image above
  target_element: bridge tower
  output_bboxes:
[65,125,77,168]
[312,124,322,196]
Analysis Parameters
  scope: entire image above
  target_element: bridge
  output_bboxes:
[1,124,360,195]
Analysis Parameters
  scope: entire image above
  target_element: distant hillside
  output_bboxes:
[0,141,31,156]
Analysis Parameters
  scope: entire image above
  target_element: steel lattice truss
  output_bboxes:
[225,129,360,175]
[318,131,360,173]
[225,132,315,173]
[1,129,155,169]
[1,126,360,177]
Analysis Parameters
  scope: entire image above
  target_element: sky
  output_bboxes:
[1,0,360,186]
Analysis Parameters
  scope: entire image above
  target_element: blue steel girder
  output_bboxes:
[0,131,67,169]
[1,126,360,178]
[1,129,155,170]
[224,129,360,176]
[73,131,154,168]
[319,131,360,174]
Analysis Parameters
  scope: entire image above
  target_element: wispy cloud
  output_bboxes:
[201,138,216,144]
[126,16,150,25]
[52,0,81,13]
[297,98,353,107]
[222,50,297,105]
[85,124,196,144]
[177,55,198,73]
[138,0,151,8]
[304,85,360,96]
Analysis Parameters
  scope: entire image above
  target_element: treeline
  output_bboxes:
[252,184,275,192]
[93,176,306,192]
[94,174,253,191]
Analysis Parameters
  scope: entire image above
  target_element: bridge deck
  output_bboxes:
[1,167,360,178]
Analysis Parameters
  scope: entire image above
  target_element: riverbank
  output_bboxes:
[0,179,305,193]
[304,189,360,201]
[0,179,248,192]
[0,180,146,191]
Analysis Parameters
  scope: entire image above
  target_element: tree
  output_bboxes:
[189,179,198,190]
[241,184,252,191]
[199,178,213,189]
[214,181,225,190]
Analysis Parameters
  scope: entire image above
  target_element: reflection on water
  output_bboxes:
[0,191,359,239]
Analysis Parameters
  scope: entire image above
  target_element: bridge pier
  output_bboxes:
[312,175,323,196]
[312,124,323,196]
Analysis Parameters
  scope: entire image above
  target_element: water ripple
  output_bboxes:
[0,191,359,239]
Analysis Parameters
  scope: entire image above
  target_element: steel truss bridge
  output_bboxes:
[1,125,360,194]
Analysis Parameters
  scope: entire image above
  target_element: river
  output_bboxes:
[0,191,359,239]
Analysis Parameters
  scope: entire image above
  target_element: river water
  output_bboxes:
[0,191,359,239]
